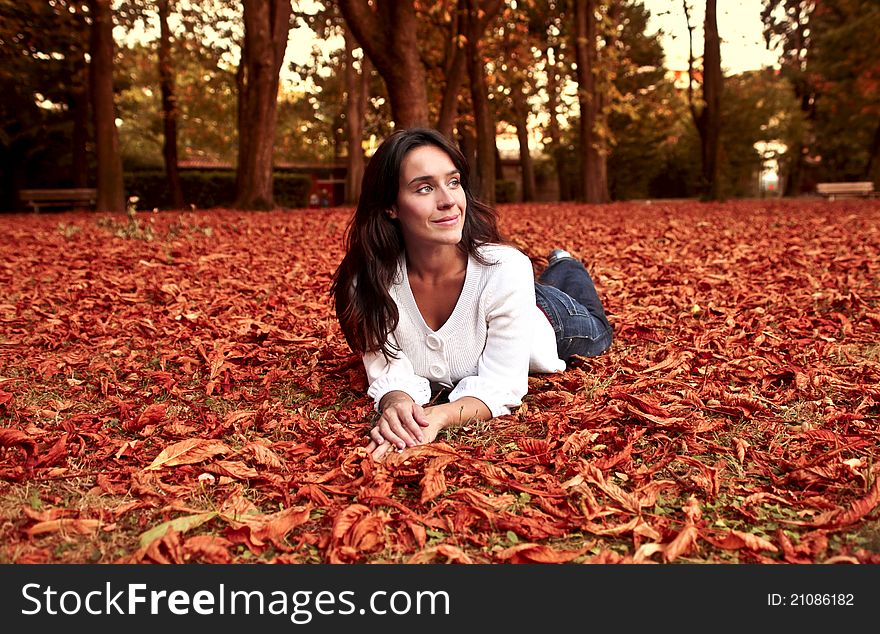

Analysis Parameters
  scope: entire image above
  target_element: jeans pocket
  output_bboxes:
[558,328,612,360]
[557,291,590,318]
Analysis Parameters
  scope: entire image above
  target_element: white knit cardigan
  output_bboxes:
[363,244,565,417]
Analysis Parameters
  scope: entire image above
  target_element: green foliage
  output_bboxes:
[808,0,880,182]
[763,0,880,188]
[115,40,239,168]
[125,170,312,210]
[717,70,803,197]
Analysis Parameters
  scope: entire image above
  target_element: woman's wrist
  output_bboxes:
[431,397,491,429]
[378,390,415,413]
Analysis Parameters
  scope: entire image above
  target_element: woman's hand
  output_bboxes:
[365,392,429,459]
[364,396,491,461]
[366,398,448,461]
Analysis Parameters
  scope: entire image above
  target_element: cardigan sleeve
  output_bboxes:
[447,249,533,417]
[363,331,432,411]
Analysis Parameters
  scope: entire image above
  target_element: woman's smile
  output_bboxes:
[431,213,460,227]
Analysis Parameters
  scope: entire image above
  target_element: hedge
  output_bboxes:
[495,179,518,203]
[125,170,312,210]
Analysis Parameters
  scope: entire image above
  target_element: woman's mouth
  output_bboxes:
[431,214,460,227]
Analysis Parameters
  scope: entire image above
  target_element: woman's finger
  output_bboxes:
[369,427,386,445]
[378,417,410,450]
[382,407,424,447]
[400,405,425,443]
[412,403,431,428]
[371,440,393,461]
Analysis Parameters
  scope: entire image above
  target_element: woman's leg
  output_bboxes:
[535,255,612,360]
[538,256,610,328]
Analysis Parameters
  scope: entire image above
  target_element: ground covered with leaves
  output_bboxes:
[1,199,878,564]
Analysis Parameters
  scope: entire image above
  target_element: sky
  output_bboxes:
[642,0,780,74]
[284,0,781,84]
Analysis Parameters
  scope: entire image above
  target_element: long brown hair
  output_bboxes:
[331,128,503,357]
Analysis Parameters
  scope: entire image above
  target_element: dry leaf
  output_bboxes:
[144,438,231,471]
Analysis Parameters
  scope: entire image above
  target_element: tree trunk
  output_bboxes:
[437,0,467,138]
[573,0,608,203]
[464,0,503,206]
[458,123,477,177]
[158,0,184,209]
[88,0,125,212]
[70,47,89,189]
[235,0,291,210]
[544,51,570,200]
[338,0,429,128]
[701,0,723,200]
[512,87,535,201]
[343,29,367,205]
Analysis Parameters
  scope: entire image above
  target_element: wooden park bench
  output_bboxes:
[815,181,875,200]
[19,188,98,212]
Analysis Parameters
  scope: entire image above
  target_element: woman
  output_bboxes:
[332,128,612,460]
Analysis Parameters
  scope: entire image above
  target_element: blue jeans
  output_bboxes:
[534,257,612,361]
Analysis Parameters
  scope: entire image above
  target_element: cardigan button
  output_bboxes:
[429,364,445,379]
[426,334,442,350]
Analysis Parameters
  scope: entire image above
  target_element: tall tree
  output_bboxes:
[343,27,368,204]
[528,0,573,201]
[89,0,126,212]
[493,5,541,202]
[463,0,504,205]
[235,0,292,210]
[806,0,880,184]
[435,0,468,138]
[157,0,184,208]
[684,0,723,200]
[573,0,608,203]
[338,0,430,128]
[293,4,392,163]
[604,0,671,200]
[762,0,815,195]
[69,15,91,191]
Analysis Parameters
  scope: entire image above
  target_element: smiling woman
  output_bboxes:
[331,128,613,460]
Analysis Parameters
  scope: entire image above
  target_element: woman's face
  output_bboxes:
[391,144,467,250]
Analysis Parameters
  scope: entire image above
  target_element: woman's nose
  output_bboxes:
[436,187,455,208]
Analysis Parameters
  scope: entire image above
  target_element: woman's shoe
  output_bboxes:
[547,249,573,266]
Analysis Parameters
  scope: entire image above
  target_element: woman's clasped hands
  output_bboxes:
[365,392,444,460]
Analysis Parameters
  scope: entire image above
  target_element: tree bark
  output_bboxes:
[235,0,291,210]
[437,0,467,138]
[464,0,503,206]
[701,0,723,200]
[573,0,609,203]
[70,46,89,189]
[458,123,477,177]
[343,29,367,205]
[512,86,536,201]
[158,0,184,209]
[338,0,429,128]
[684,0,723,200]
[88,0,125,212]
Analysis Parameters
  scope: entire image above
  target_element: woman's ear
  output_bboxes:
[386,207,398,220]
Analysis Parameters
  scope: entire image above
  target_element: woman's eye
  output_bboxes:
[417,184,433,194]
[448,178,461,188]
